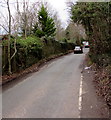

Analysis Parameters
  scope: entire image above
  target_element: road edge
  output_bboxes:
[1,50,73,86]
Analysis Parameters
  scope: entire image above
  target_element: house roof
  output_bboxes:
[0,34,14,40]
[0,35,3,40]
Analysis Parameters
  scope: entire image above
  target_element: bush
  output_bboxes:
[2,36,75,75]
[89,52,111,68]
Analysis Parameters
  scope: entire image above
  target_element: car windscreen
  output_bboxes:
[75,46,81,49]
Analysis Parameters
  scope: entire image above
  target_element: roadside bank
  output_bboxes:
[80,55,110,118]
[1,50,73,85]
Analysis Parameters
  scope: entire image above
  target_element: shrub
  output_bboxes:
[2,36,74,75]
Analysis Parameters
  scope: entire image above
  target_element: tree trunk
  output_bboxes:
[7,0,12,74]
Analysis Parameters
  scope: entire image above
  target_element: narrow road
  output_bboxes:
[3,49,88,118]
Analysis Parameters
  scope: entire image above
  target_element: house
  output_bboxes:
[0,34,14,41]
[0,35,9,41]
[0,35,3,41]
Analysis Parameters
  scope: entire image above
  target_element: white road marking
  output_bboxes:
[78,74,83,118]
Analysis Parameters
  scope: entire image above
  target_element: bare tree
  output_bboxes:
[65,22,86,43]
[15,0,29,38]
[1,0,18,74]
[16,0,39,37]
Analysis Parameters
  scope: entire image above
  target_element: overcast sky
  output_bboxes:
[0,0,77,34]
[30,0,77,27]
[42,0,78,27]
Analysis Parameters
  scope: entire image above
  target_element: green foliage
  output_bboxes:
[67,38,76,44]
[60,38,68,43]
[32,23,38,34]
[33,5,56,38]
[16,36,43,47]
[2,36,74,75]
[75,39,81,46]
[71,2,111,67]
[65,22,86,44]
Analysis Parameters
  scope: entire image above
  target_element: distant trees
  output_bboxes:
[16,0,35,38]
[65,22,86,44]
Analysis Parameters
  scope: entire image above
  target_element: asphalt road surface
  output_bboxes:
[0,45,2,75]
[2,48,108,118]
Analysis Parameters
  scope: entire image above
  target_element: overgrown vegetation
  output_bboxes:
[71,2,111,66]
[1,0,87,77]
[71,2,111,108]
[2,36,74,75]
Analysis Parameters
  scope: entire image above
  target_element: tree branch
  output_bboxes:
[0,24,9,33]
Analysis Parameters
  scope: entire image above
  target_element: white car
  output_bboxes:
[84,41,89,48]
[74,46,83,53]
